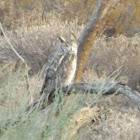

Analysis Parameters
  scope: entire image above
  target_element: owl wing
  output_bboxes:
[40,49,66,95]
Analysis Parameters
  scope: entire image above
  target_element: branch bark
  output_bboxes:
[27,82,140,112]
[0,23,25,62]
[74,0,123,82]
[63,83,140,109]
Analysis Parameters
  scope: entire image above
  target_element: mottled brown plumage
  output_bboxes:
[40,36,78,101]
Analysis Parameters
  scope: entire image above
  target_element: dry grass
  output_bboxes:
[77,94,140,140]
[0,19,83,75]
[0,20,140,140]
[0,0,94,31]
[0,63,108,140]
[0,21,140,91]
[85,35,140,91]
[0,63,140,140]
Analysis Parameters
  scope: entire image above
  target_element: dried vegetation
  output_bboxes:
[0,0,140,139]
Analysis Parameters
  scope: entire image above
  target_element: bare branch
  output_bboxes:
[26,82,140,112]
[74,0,124,82]
[0,23,25,62]
[63,83,140,110]
[0,23,32,103]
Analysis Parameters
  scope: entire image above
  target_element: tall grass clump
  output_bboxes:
[0,58,140,140]
[0,61,110,140]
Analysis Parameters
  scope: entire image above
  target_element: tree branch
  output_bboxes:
[0,23,25,62]
[74,0,124,82]
[0,23,32,103]
[62,83,140,109]
[26,82,140,112]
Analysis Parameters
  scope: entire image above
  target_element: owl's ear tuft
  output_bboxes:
[58,36,66,43]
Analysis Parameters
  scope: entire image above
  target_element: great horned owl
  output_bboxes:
[40,36,78,101]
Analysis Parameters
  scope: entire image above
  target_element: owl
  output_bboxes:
[40,36,78,102]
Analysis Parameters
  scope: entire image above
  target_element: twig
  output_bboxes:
[0,23,25,62]
[0,23,32,103]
